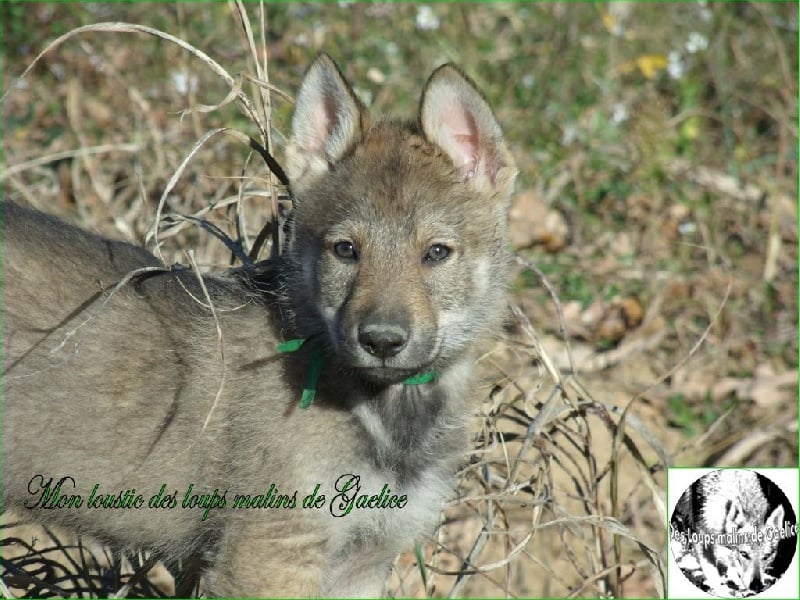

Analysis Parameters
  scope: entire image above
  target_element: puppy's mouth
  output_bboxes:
[354,365,436,386]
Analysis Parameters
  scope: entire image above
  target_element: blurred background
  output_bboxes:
[2,2,797,598]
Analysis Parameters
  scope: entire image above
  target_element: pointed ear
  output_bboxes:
[286,53,366,194]
[419,65,517,198]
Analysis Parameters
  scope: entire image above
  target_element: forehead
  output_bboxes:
[325,126,468,211]
[293,120,496,246]
[353,123,457,192]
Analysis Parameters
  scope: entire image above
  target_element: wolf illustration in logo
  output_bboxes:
[672,470,789,597]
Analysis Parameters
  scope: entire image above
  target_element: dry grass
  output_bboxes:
[2,2,796,598]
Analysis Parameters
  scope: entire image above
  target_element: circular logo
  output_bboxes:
[670,469,797,598]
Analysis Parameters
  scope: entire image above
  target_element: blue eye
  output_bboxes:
[333,240,358,260]
[423,244,451,263]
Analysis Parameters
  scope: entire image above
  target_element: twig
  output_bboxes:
[6,22,268,143]
[185,251,227,431]
[1,144,140,181]
[514,255,576,374]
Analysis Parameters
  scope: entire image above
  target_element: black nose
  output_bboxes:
[358,320,409,359]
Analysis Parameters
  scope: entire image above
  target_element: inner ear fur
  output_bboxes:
[419,64,517,198]
[286,53,368,194]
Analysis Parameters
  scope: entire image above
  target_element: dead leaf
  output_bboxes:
[591,296,645,347]
[509,189,569,252]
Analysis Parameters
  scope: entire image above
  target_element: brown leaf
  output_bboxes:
[508,189,569,252]
[591,296,645,347]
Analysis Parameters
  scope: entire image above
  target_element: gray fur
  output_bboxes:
[2,53,516,596]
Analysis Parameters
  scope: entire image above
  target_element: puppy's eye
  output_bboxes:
[423,244,451,263]
[332,240,358,261]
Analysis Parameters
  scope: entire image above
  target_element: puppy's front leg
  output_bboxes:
[204,517,324,597]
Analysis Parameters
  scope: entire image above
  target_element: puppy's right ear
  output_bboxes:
[286,53,367,194]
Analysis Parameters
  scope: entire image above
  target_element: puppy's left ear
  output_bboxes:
[419,65,517,199]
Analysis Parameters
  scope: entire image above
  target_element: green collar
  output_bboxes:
[277,338,436,409]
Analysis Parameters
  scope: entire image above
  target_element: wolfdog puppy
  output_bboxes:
[2,53,517,596]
